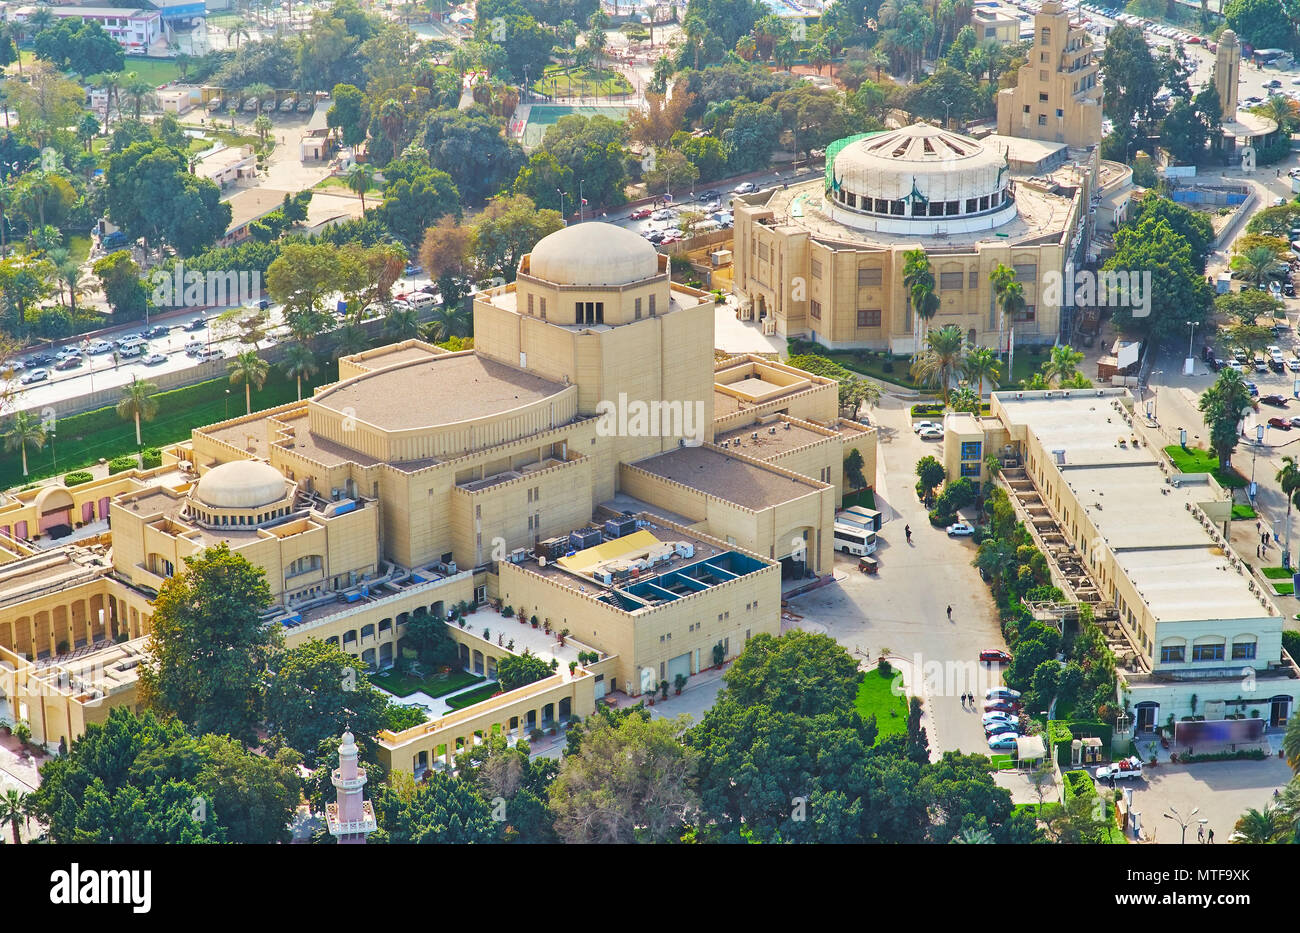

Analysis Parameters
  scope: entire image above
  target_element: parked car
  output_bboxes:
[913,421,942,433]
[1289,358,1300,372]
[1246,381,1259,396]
[918,426,944,440]
[185,316,209,332]
[650,209,675,221]
[54,355,83,370]
[86,339,114,354]
[984,700,1021,714]
[1095,756,1144,781]
[20,368,49,384]
[699,189,721,201]
[25,352,54,366]
[946,521,975,536]
[985,721,1019,736]
[141,352,167,366]
[1261,394,1288,407]
[986,687,1021,700]
[983,712,1018,726]
[980,648,1012,664]
[733,182,756,194]
[183,339,205,356]
[1268,417,1292,430]
[142,325,170,339]
[629,207,653,220]
[195,347,225,361]
[987,733,1020,750]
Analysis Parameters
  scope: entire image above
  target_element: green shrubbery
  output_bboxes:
[107,456,137,474]
[911,404,945,418]
[1061,769,1096,802]
[140,447,162,469]
[62,471,94,486]
[1179,749,1268,764]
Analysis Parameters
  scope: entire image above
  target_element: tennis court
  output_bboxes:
[521,104,633,150]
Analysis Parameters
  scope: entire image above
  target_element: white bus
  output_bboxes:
[834,522,877,556]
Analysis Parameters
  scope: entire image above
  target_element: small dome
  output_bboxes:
[194,460,288,509]
[528,222,659,287]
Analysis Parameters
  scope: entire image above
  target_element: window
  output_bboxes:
[1037,114,1048,126]
[1040,52,1048,63]
[1023,105,1030,114]
[1056,108,1064,118]
[960,441,982,461]
[1040,27,1050,44]
[1232,640,1258,660]
[811,259,823,279]
[758,243,770,261]
[1039,92,1049,102]
[1161,644,1186,663]
[1012,263,1038,283]
[635,297,642,319]
[539,297,546,319]
[856,309,881,327]
[809,300,822,320]
[969,269,980,289]
[1014,304,1036,323]
[857,266,883,287]
[960,462,981,477]
[648,293,656,316]
[1039,69,1048,81]
[527,293,534,314]
[1192,642,1226,662]
[939,271,964,290]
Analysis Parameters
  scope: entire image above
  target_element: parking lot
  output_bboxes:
[1125,756,1295,843]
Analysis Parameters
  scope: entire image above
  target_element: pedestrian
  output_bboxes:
[1198,823,1205,842]
[1258,520,1263,533]
[1208,828,1215,843]
[947,605,953,620]
[1267,531,1272,545]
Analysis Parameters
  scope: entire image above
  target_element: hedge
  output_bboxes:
[1180,749,1267,764]
[62,471,94,486]
[1061,769,1096,802]
[911,404,945,418]
[140,447,162,469]
[107,456,137,474]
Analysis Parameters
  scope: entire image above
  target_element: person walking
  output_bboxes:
[1198,823,1205,843]
[1208,828,1215,844]
[946,605,953,620]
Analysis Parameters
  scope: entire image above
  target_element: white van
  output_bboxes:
[409,291,437,310]
[833,522,877,556]
[118,342,145,358]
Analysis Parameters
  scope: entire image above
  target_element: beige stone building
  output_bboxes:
[941,388,1298,732]
[995,0,1103,149]
[732,124,1092,354]
[0,222,877,766]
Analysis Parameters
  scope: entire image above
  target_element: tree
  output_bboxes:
[722,101,781,173]
[1215,288,1283,326]
[962,345,1000,396]
[453,733,559,843]
[1284,708,1300,772]
[724,630,862,716]
[1199,366,1255,470]
[470,193,564,282]
[496,648,552,692]
[138,544,281,743]
[327,83,371,148]
[844,447,868,490]
[1101,24,1162,144]
[267,242,351,342]
[346,162,377,213]
[911,324,965,404]
[105,141,230,255]
[1276,455,1300,568]
[3,409,46,477]
[916,454,946,502]
[1042,345,1084,387]
[378,168,460,245]
[371,770,497,843]
[263,639,388,764]
[191,733,302,844]
[549,711,699,843]
[1224,0,1293,51]
[116,377,158,449]
[0,787,28,845]
[281,343,318,402]
[404,606,461,668]
[423,107,525,207]
[93,250,150,322]
[644,147,699,197]
[1231,804,1288,843]
[228,350,269,414]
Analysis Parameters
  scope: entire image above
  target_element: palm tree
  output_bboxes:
[869,49,890,81]
[346,163,376,212]
[385,305,421,340]
[0,179,10,256]
[252,114,272,143]
[116,376,158,448]
[0,787,27,845]
[1284,709,1300,772]
[962,345,1000,396]
[281,343,318,401]
[902,248,934,357]
[4,410,46,477]
[1042,345,1085,387]
[949,385,981,414]
[123,73,153,121]
[1276,455,1300,570]
[227,23,251,48]
[1231,245,1279,290]
[422,300,469,343]
[1019,371,1051,390]
[911,282,940,345]
[334,322,371,356]
[1231,804,1287,843]
[911,324,965,405]
[55,258,86,315]
[228,350,269,414]
[1060,372,1093,389]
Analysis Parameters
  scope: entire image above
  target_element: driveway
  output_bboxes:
[1125,757,1295,843]
[786,395,1013,757]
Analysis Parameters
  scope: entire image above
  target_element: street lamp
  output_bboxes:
[1187,321,1198,364]
[557,187,566,225]
[1148,370,1163,422]
[225,388,231,420]
[49,427,56,473]
[1251,422,1266,500]
[1163,805,1200,844]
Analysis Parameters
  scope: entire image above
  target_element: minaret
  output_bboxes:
[1216,30,1241,117]
[325,731,378,844]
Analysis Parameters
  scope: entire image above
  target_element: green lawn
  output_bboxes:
[1,360,340,492]
[67,234,91,266]
[444,682,506,711]
[853,667,909,740]
[370,668,483,699]
[1013,802,1128,842]
[1233,503,1258,520]
[841,488,876,510]
[533,65,634,99]
[1163,445,1248,488]
[1274,582,1295,596]
[19,51,182,86]
[1262,566,1293,579]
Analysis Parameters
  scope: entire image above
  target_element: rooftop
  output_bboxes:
[312,353,569,431]
[1115,548,1270,625]
[995,391,1153,466]
[714,418,834,458]
[630,445,824,510]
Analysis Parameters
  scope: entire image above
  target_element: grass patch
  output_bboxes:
[370,668,484,699]
[0,359,341,492]
[853,667,909,741]
[533,65,634,98]
[1163,445,1248,488]
[1262,566,1293,579]
[67,234,91,266]
[1233,503,1258,520]
[990,753,1016,769]
[1274,582,1295,596]
[444,681,505,711]
[841,487,876,510]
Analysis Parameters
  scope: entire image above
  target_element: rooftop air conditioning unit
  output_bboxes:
[1062,390,1071,398]
[769,427,777,434]
[783,422,791,430]
[752,432,759,440]
[1097,389,1104,396]
[538,555,547,567]
[1016,392,1024,399]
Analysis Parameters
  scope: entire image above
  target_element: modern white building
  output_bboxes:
[9,5,162,50]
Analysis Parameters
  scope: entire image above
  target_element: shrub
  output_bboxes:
[107,456,136,474]
[1061,769,1096,802]
[501,604,514,618]
[929,508,956,526]
[877,657,892,676]
[1180,749,1267,763]
[1283,629,1300,660]
[140,447,162,468]
[62,470,94,486]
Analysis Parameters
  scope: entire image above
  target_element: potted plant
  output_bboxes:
[674,673,687,695]
[558,627,569,646]
[659,679,669,701]
[568,660,578,675]
[530,614,539,628]
[543,619,552,635]
[483,627,490,640]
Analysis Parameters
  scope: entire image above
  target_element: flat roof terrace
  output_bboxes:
[714,419,834,458]
[631,445,824,510]
[1061,463,1221,551]
[1117,548,1271,624]
[312,353,569,431]
[996,392,1152,466]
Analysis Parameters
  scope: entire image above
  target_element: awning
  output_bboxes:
[1016,735,1046,761]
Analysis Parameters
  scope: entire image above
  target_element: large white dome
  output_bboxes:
[194,460,289,509]
[528,222,659,287]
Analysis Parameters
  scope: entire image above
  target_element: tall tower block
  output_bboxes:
[1216,30,1241,116]
[326,731,378,844]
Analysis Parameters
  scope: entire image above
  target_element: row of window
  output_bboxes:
[831,185,1012,218]
[850,265,1037,289]
[1160,641,1257,663]
[188,505,291,527]
[525,293,548,319]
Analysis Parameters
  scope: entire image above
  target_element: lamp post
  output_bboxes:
[1251,422,1266,501]
[1163,805,1200,844]
[1148,370,1163,422]
[579,179,585,223]
[557,187,566,225]
[1187,321,1197,364]
[225,388,231,420]
[49,427,56,473]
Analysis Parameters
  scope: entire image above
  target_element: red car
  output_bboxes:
[984,699,1021,713]
[1268,417,1293,431]
[980,648,1012,664]
[629,208,653,220]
